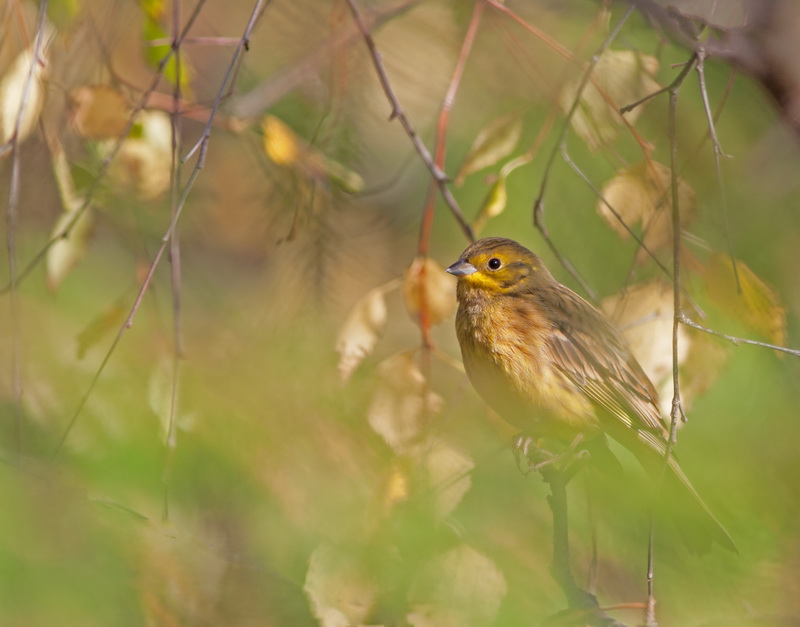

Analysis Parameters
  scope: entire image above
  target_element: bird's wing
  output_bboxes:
[541,284,668,439]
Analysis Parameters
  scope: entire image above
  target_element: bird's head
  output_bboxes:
[446,237,554,295]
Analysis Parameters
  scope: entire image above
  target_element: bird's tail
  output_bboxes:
[631,430,737,553]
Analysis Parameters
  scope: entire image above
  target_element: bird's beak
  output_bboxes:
[446,259,477,277]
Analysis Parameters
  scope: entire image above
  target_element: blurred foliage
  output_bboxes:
[1,0,800,625]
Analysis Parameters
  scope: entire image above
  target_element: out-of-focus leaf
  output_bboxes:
[318,155,365,193]
[403,257,456,327]
[46,206,94,291]
[262,114,364,192]
[147,355,195,443]
[407,544,507,627]
[0,42,48,145]
[336,282,394,382]
[367,352,443,453]
[76,301,127,358]
[69,84,130,140]
[138,521,228,627]
[417,440,474,520]
[603,280,690,418]
[603,280,689,387]
[703,253,787,347]
[305,543,380,627]
[472,174,507,236]
[598,160,696,264]
[455,113,522,185]
[679,329,731,412]
[560,49,660,150]
[262,114,301,166]
[102,110,172,199]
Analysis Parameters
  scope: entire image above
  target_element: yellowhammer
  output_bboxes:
[446,237,734,551]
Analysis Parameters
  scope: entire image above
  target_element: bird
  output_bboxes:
[446,236,735,552]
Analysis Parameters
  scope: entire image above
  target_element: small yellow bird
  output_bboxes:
[446,237,734,551]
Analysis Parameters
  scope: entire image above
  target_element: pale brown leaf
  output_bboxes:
[336,284,392,383]
[69,84,130,140]
[455,113,522,184]
[560,49,660,150]
[367,352,443,453]
[403,257,456,327]
[305,543,380,627]
[599,160,696,264]
[407,544,507,627]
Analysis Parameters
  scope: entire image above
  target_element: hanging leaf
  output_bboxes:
[367,352,443,453]
[417,440,474,520]
[262,115,364,192]
[46,206,94,290]
[559,49,660,150]
[305,543,380,627]
[598,160,696,264]
[402,256,456,327]
[407,544,507,627]
[336,283,394,382]
[76,301,127,359]
[102,110,172,199]
[703,253,787,347]
[603,280,690,387]
[69,84,130,140]
[455,113,522,184]
[472,173,508,236]
[0,42,48,145]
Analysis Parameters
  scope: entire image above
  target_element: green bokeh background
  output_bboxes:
[2,1,800,625]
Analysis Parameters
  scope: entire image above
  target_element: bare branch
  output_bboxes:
[345,0,474,242]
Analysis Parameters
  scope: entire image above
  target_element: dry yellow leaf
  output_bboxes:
[69,84,130,140]
[560,49,660,150]
[704,253,787,347]
[455,112,522,185]
[403,256,456,327]
[262,114,301,166]
[599,160,696,264]
[335,284,390,383]
[262,114,364,192]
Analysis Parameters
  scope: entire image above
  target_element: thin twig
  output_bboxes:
[560,145,672,278]
[679,314,800,357]
[162,0,185,525]
[695,47,740,292]
[344,0,474,242]
[532,4,636,301]
[51,0,268,459]
[0,0,210,295]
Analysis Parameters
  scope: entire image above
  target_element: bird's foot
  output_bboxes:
[512,433,588,478]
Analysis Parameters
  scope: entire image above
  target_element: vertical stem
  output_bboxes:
[4,0,49,460]
[163,0,185,523]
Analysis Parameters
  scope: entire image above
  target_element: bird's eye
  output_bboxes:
[487,257,502,271]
